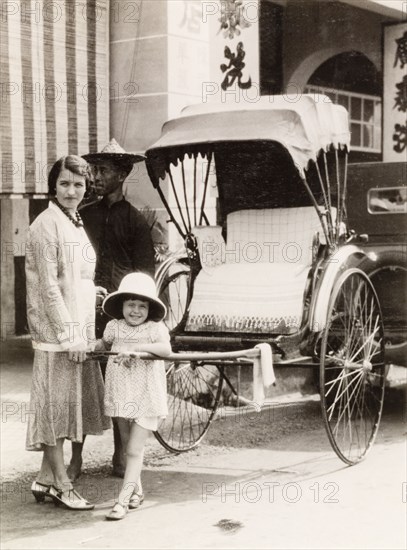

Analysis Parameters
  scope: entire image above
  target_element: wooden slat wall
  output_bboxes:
[0,0,109,195]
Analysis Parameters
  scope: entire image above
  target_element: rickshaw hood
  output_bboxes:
[145,95,350,184]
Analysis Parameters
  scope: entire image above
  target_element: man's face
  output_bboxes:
[92,161,125,196]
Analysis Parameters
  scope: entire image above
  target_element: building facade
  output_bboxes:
[0,0,405,336]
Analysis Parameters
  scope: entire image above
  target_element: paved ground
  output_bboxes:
[1,337,406,550]
[0,336,317,479]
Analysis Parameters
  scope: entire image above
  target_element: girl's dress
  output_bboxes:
[103,319,169,430]
[25,202,110,450]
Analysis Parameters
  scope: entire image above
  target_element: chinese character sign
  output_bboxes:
[383,22,407,161]
[167,0,210,117]
[205,0,260,103]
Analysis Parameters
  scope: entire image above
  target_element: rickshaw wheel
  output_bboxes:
[157,261,190,331]
[320,268,386,465]
[154,362,224,452]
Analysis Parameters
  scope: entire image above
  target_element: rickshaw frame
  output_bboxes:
[128,95,387,464]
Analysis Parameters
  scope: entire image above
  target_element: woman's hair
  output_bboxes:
[48,155,92,196]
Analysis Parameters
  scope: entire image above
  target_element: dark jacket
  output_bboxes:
[80,198,155,293]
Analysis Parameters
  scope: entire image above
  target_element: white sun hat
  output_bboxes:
[102,272,167,322]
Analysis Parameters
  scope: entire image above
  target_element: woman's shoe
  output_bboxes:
[106,502,128,521]
[49,485,94,510]
[128,491,144,510]
[31,481,52,503]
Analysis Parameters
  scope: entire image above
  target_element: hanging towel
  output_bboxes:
[252,343,275,408]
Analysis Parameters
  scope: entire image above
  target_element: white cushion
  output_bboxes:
[225,207,324,266]
[185,207,333,334]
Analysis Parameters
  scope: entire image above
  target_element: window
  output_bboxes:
[305,85,381,153]
[368,187,407,214]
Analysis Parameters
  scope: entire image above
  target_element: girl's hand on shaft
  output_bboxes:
[114,351,139,368]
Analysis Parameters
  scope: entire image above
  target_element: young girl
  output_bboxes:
[94,272,171,521]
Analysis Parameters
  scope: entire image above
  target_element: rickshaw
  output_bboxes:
[141,95,386,466]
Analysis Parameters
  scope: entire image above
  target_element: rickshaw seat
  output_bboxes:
[225,207,323,266]
[186,207,325,334]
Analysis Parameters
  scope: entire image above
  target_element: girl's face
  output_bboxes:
[55,167,86,212]
[123,298,149,326]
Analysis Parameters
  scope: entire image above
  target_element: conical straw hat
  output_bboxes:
[83,138,146,165]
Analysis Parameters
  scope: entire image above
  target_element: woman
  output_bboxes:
[25,155,110,510]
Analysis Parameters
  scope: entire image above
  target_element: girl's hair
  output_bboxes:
[120,294,151,320]
[48,155,92,196]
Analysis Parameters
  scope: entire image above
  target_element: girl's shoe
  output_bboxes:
[128,491,144,510]
[31,481,52,503]
[49,485,94,510]
[106,502,128,521]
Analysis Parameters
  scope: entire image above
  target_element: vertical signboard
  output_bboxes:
[202,0,260,103]
[383,22,407,162]
[167,0,210,117]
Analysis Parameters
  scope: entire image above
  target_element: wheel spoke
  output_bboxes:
[155,362,223,452]
[155,265,226,452]
[348,324,380,363]
[320,269,386,465]
[158,266,190,331]
[327,369,364,419]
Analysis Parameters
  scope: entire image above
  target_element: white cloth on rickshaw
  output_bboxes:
[185,262,309,334]
[185,207,326,334]
[253,343,275,407]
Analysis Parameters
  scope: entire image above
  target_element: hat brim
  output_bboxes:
[82,152,146,165]
[102,291,167,322]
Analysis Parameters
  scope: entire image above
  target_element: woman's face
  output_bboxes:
[123,298,149,326]
[55,167,86,212]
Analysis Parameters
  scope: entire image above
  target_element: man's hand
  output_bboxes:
[95,286,108,296]
[95,286,108,307]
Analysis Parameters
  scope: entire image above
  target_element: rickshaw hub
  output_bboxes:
[362,360,373,372]
[343,359,372,371]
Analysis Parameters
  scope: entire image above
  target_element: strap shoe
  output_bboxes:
[31,481,52,503]
[49,485,94,510]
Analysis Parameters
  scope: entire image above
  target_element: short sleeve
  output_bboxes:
[150,321,171,344]
[103,319,118,345]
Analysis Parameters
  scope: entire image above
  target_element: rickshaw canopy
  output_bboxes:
[145,94,350,184]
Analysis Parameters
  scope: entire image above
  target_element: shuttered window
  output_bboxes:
[0,0,109,195]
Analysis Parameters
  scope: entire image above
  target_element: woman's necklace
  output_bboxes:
[53,198,83,228]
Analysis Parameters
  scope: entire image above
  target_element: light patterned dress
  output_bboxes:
[103,319,169,425]
[25,202,111,451]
